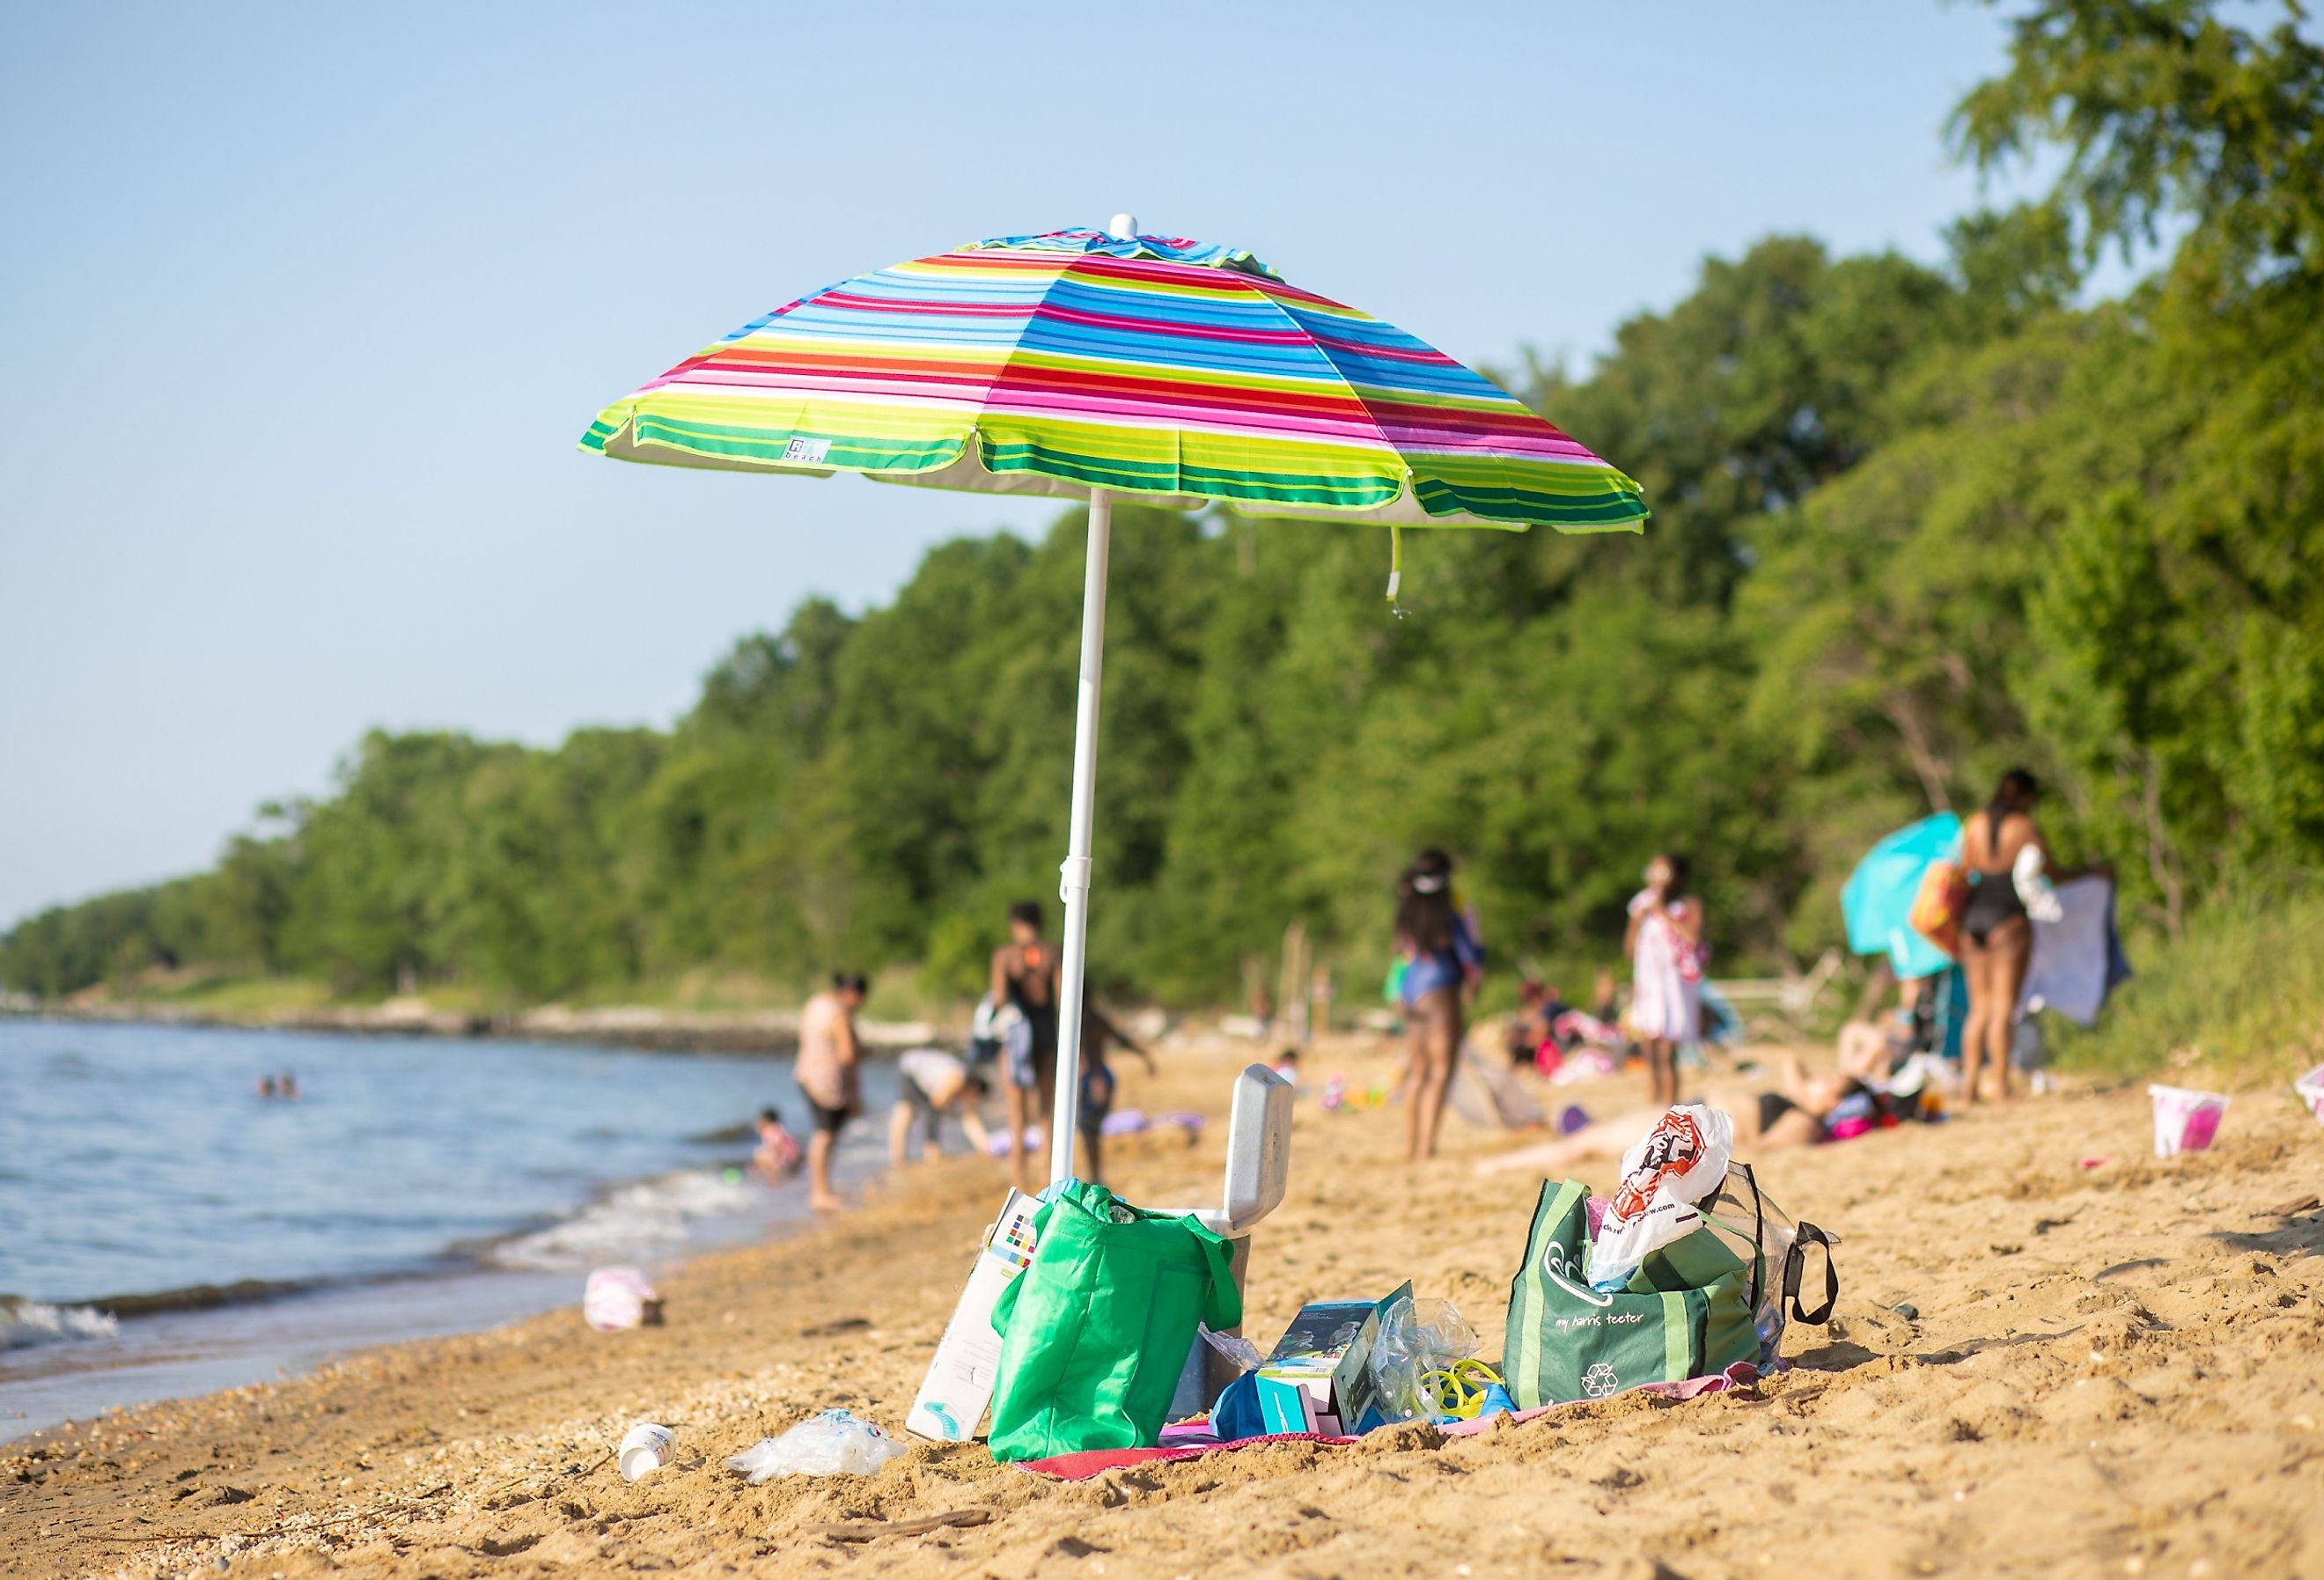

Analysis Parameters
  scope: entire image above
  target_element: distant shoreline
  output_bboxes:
[0,997,947,1056]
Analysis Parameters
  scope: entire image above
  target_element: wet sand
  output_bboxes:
[6,1034,2321,1580]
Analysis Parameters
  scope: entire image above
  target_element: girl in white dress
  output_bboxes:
[1623,854,1703,1107]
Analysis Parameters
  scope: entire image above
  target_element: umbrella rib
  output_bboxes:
[1217,279,1413,498]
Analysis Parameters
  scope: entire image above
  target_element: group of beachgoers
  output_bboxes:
[744,767,2097,1195]
[1393,767,2107,1170]
[753,899,1154,1209]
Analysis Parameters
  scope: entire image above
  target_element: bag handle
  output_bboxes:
[1783,1221,1839,1325]
[1733,1163,1768,1312]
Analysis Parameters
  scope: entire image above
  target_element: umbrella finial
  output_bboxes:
[1107,212,1137,239]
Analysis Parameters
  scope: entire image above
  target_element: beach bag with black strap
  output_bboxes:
[1503,1165,1836,1407]
[987,1179,1240,1462]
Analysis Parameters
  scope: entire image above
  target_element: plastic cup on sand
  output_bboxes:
[619,1422,675,1482]
[2294,1063,2324,1128]
[2148,1084,2229,1158]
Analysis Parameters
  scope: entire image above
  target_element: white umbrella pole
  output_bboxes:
[1048,486,1112,1186]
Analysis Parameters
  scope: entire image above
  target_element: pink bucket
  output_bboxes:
[2147,1084,2229,1158]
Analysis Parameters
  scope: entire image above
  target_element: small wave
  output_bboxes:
[86,1278,310,1318]
[0,1297,121,1351]
[485,1169,754,1271]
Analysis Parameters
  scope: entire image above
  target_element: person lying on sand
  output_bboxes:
[1475,1055,1899,1177]
[1835,975,1933,1085]
[888,1047,993,1166]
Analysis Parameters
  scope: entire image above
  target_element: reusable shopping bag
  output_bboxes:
[988,1179,1241,1461]
[1503,1170,1834,1407]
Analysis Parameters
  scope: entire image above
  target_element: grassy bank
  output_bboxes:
[2049,893,2324,1087]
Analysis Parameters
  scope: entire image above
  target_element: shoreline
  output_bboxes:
[0,1136,887,1446]
[0,1000,950,1057]
[0,1019,908,1444]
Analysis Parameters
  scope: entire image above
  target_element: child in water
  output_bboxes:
[752,1106,804,1183]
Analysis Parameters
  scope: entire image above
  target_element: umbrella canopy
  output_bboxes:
[1841,812,1963,980]
[583,221,1647,1186]
[585,226,1646,531]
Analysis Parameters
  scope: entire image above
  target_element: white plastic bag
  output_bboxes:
[1588,1104,1734,1293]
[725,1409,906,1481]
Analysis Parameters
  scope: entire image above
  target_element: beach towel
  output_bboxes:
[1011,1363,1756,1480]
[987,1179,1239,1463]
[2017,877,2131,1027]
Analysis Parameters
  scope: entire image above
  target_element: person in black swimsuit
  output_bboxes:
[991,900,1060,1192]
[1958,770,2040,1105]
[1957,769,2105,1104]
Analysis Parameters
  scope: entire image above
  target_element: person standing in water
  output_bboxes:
[795,972,868,1209]
[1625,854,1703,1107]
[991,901,1059,1193]
[1394,849,1482,1164]
[1956,768,2107,1104]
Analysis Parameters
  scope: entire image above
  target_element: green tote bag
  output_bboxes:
[1503,1177,1762,1408]
[987,1179,1241,1462]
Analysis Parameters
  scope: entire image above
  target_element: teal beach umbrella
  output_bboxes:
[1841,813,1962,980]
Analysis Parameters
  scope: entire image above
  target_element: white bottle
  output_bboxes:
[618,1422,675,1482]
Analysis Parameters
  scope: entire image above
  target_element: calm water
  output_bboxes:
[0,1018,901,1437]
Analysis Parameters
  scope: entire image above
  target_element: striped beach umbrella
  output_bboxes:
[584,220,1648,1186]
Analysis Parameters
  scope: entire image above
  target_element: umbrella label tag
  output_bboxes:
[783,437,832,465]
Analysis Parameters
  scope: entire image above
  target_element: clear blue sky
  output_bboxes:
[0,1,2033,926]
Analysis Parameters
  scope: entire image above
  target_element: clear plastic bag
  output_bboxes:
[1198,1321,1265,1373]
[724,1409,906,1481]
[1366,1296,1478,1423]
[1698,1165,1842,1367]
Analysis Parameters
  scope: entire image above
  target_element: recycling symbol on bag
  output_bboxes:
[1580,1363,1620,1399]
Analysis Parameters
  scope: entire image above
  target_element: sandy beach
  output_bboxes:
[6,1033,2321,1580]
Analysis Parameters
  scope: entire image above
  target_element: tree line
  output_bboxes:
[7,1,2318,1008]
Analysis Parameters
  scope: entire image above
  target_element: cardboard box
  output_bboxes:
[1253,1374,1316,1435]
[1254,1297,1372,1410]
[906,1189,1041,1443]
[1330,1281,1412,1435]
[1251,1286,1412,1431]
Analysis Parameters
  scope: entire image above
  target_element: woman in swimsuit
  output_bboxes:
[1394,849,1483,1164]
[1957,769,2104,1104]
[991,900,1059,1192]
